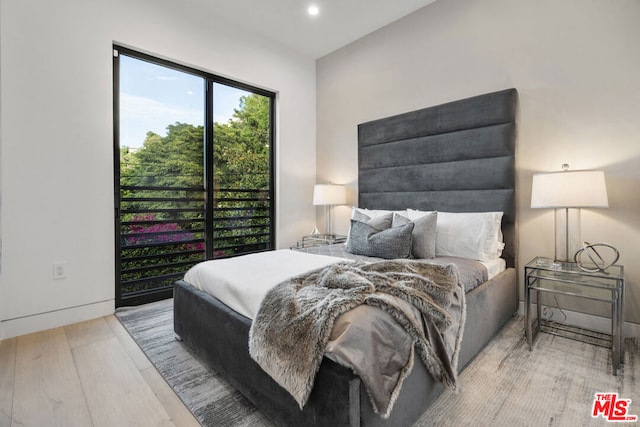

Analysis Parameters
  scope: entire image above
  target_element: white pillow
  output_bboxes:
[406,209,435,220]
[401,210,438,259]
[352,207,407,219]
[408,209,504,261]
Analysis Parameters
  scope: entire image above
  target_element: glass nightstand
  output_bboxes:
[524,256,625,375]
[291,234,347,249]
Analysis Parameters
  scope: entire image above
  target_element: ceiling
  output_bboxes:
[183,0,437,59]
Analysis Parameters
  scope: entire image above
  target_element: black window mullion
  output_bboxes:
[205,79,215,260]
[268,92,276,248]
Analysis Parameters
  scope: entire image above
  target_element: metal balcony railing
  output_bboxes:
[118,184,272,297]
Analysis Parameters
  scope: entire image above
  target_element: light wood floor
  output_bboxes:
[0,316,201,427]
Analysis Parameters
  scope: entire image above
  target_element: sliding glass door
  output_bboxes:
[211,83,274,257]
[113,47,275,306]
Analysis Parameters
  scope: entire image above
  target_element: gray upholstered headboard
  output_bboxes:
[357,88,517,267]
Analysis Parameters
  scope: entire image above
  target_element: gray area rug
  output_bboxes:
[116,299,271,427]
[116,299,639,427]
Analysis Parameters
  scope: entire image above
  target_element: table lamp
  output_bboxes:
[312,184,347,237]
[530,164,608,262]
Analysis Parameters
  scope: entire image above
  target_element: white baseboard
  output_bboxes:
[518,301,640,338]
[0,299,115,339]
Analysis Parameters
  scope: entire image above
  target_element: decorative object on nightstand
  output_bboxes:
[312,183,347,237]
[574,241,620,272]
[530,164,609,262]
[524,256,625,375]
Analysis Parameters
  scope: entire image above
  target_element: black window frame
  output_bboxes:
[113,45,276,307]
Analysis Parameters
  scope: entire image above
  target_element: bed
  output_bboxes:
[174,88,518,426]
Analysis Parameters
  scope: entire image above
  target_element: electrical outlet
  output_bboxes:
[53,262,67,280]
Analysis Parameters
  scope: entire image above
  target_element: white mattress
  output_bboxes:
[480,257,506,280]
[183,249,345,319]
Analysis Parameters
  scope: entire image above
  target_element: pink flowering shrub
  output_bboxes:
[125,213,205,252]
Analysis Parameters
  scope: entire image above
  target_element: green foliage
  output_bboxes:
[121,93,270,191]
[213,94,270,191]
[123,125,204,188]
[120,146,139,176]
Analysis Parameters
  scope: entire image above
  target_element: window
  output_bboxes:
[113,46,275,306]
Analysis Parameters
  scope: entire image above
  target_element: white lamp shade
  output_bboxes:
[531,170,608,208]
[313,184,347,206]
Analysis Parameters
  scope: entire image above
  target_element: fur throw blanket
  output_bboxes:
[248,259,465,412]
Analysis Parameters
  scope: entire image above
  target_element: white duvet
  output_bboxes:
[183,249,347,319]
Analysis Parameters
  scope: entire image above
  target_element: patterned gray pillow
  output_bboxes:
[347,219,414,259]
[392,212,437,259]
[345,211,394,247]
[352,210,393,229]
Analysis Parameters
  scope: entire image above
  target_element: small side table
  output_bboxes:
[291,234,346,249]
[524,256,625,375]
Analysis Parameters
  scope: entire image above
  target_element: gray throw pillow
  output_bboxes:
[352,210,393,230]
[345,211,394,247]
[347,219,414,259]
[392,212,437,259]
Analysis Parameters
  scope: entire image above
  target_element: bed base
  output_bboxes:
[173,267,517,426]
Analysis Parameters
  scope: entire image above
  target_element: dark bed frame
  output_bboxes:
[174,88,519,426]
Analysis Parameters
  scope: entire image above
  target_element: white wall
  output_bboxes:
[317,0,640,326]
[0,0,317,338]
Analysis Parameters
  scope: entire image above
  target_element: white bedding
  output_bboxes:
[183,249,346,319]
[480,257,506,280]
[183,249,506,320]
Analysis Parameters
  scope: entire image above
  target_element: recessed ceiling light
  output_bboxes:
[307,5,319,16]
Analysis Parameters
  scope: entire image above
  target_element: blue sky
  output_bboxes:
[119,55,249,148]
